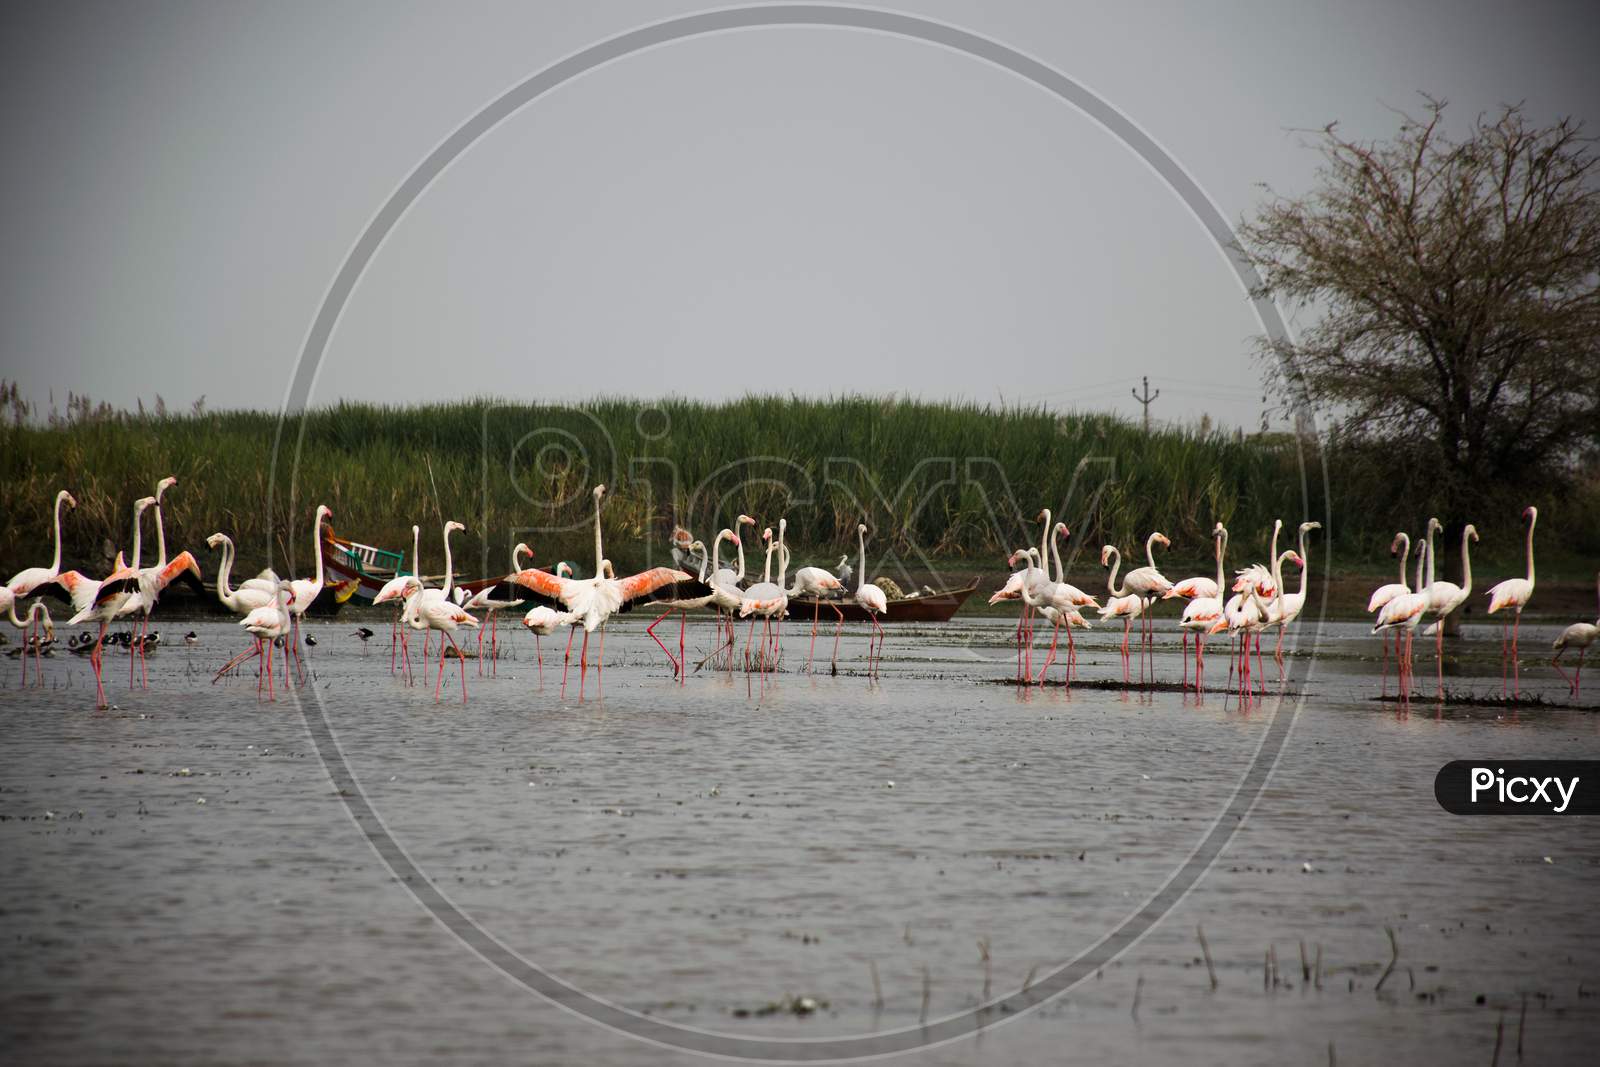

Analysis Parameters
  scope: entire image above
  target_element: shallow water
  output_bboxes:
[2,613,1598,1065]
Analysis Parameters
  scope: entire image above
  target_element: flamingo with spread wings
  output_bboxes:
[506,485,690,697]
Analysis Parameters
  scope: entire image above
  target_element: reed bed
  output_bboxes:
[2,395,1594,580]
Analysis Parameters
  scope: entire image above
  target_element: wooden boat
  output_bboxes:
[321,530,539,606]
[786,579,980,623]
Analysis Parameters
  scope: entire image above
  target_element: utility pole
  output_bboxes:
[1131,376,1160,433]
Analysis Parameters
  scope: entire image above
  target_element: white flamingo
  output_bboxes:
[66,496,155,708]
[1172,523,1228,690]
[1366,532,1413,695]
[1373,543,1431,703]
[1552,572,1599,699]
[506,485,689,697]
[1420,520,1478,700]
[852,523,888,676]
[785,531,847,674]
[5,489,76,654]
[1098,545,1145,684]
[1485,506,1537,699]
[395,576,478,704]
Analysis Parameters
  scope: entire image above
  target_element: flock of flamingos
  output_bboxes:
[2,479,1596,709]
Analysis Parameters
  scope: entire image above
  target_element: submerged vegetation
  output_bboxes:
[2,391,1596,580]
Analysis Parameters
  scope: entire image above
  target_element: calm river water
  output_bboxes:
[2,612,1598,1065]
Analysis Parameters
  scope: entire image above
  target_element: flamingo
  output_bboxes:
[1119,532,1173,680]
[1373,543,1431,703]
[460,545,527,676]
[373,525,423,679]
[1171,523,1228,690]
[738,525,790,677]
[1033,521,1099,684]
[395,576,478,704]
[1486,506,1537,699]
[65,496,155,709]
[702,514,757,670]
[785,534,847,674]
[1552,572,1599,698]
[6,490,76,656]
[523,604,579,685]
[206,533,279,613]
[1420,520,1479,700]
[1098,545,1145,684]
[505,485,690,697]
[1366,532,1413,696]
[283,504,333,682]
[645,533,733,681]
[852,523,888,676]
[237,581,297,702]
[127,476,186,688]
[0,590,54,686]
[1263,521,1321,678]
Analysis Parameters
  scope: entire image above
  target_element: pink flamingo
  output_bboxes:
[506,485,690,698]
[1171,523,1228,689]
[396,576,478,704]
[1098,545,1144,684]
[1366,532,1413,696]
[65,496,154,708]
[1552,573,1599,698]
[235,582,298,701]
[1119,532,1174,681]
[1031,522,1099,684]
[738,526,789,678]
[522,603,578,685]
[6,489,75,653]
[646,532,735,681]
[1373,544,1430,704]
[128,477,200,689]
[1486,506,1537,699]
[785,538,846,674]
[1,590,54,686]
[282,505,333,683]
[852,523,889,677]
[373,525,423,680]
[1419,520,1478,701]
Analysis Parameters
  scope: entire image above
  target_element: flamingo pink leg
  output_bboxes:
[647,610,681,677]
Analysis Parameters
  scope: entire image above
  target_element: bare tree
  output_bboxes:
[1240,98,1600,501]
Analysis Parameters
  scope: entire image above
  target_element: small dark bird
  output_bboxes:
[184,631,199,647]
[304,633,318,647]
[352,627,375,656]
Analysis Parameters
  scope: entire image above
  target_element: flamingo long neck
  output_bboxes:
[1144,532,1160,570]
[1038,510,1052,566]
[1414,544,1426,592]
[1214,528,1228,590]
[709,532,729,583]
[1105,548,1126,597]
[777,521,788,585]
[309,510,326,589]
[1296,527,1314,598]
[1459,527,1474,596]
[215,536,236,601]
[1268,522,1281,580]
[49,492,67,574]
[1272,549,1291,608]
[441,524,456,598]
[857,527,868,591]
[1050,528,1065,584]
[1395,533,1410,588]
[734,529,748,582]
[1524,511,1537,586]
[129,506,146,573]
[761,538,774,584]
[1425,522,1439,588]
[592,496,605,577]
[511,544,528,571]
[411,527,422,583]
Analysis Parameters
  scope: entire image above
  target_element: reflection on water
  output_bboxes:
[2,616,1597,1065]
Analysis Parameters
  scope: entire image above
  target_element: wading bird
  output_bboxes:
[852,523,888,677]
[1366,532,1413,696]
[1420,520,1478,701]
[1486,506,1537,699]
[1552,573,1599,698]
[1170,523,1228,690]
[506,486,690,698]
[6,489,75,654]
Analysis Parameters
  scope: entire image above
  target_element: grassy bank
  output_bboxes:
[3,396,1595,585]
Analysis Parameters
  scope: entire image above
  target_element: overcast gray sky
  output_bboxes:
[2,0,1595,429]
